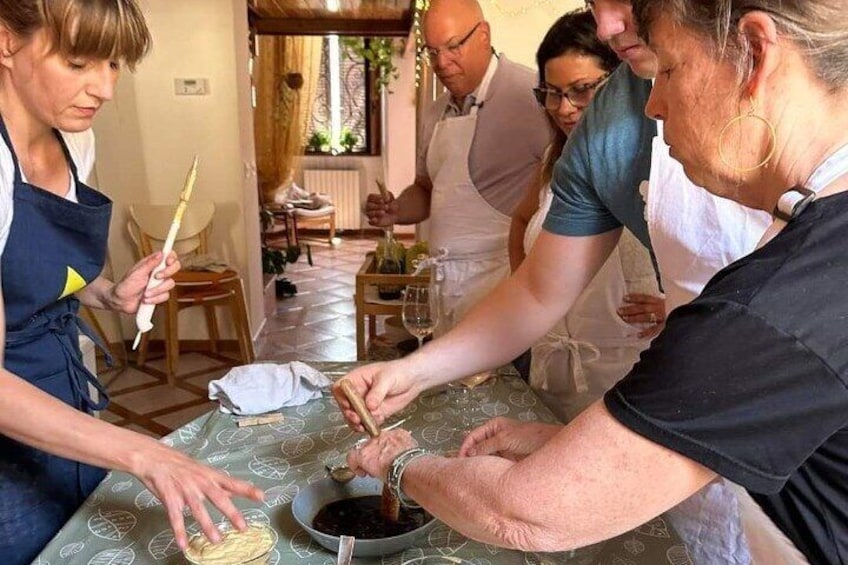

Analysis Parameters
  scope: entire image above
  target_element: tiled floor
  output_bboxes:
[103,234,390,438]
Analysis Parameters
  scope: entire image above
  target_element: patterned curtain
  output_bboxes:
[254,35,322,204]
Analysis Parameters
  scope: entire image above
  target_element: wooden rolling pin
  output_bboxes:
[339,380,401,522]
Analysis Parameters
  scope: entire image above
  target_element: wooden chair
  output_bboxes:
[127,201,255,383]
[292,204,336,244]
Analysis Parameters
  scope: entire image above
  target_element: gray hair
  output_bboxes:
[631,0,848,91]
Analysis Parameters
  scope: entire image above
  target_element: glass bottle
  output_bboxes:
[377,229,403,300]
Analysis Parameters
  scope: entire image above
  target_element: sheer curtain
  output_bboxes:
[254,35,322,204]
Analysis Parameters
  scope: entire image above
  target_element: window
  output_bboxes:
[305,36,380,155]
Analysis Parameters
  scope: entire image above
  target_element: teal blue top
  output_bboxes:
[543,64,656,249]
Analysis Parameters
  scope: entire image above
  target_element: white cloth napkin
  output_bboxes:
[208,361,333,415]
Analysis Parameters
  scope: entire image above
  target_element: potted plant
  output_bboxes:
[341,37,401,94]
[260,208,314,297]
[339,128,359,153]
[306,130,330,153]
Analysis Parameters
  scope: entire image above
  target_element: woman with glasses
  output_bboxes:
[508,10,664,422]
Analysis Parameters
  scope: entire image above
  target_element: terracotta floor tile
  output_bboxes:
[102,366,160,392]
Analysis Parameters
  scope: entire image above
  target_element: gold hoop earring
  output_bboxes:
[718,101,777,172]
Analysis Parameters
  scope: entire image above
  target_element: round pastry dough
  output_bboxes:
[184,523,275,565]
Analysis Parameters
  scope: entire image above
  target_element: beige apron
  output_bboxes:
[426,57,511,334]
[524,182,656,422]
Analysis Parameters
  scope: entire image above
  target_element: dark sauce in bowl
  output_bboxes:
[313,495,432,539]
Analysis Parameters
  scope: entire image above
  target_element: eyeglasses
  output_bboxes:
[532,74,610,111]
[420,22,482,62]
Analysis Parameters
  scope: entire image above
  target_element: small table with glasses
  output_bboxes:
[354,253,429,360]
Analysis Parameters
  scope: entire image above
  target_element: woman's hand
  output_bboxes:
[617,293,666,339]
[459,417,561,461]
[363,192,398,227]
[346,429,418,479]
[333,363,423,431]
[110,251,181,314]
[131,442,264,551]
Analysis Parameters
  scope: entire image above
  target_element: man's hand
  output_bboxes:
[364,192,399,227]
[459,417,561,460]
[333,362,423,431]
[131,442,264,551]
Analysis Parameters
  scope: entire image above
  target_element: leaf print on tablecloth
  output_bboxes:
[290,529,320,558]
[636,517,670,538]
[216,427,253,446]
[421,423,455,446]
[110,480,133,493]
[327,411,345,423]
[320,425,355,445]
[524,554,561,565]
[178,422,202,444]
[666,545,693,565]
[269,416,305,436]
[84,493,104,508]
[87,546,135,565]
[517,410,539,422]
[133,489,161,510]
[428,523,468,554]
[623,537,646,555]
[264,482,300,507]
[59,542,85,558]
[148,529,182,560]
[206,450,229,464]
[296,401,326,417]
[266,548,281,565]
[88,509,137,541]
[383,548,423,565]
[508,391,537,408]
[242,508,272,525]
[611,556,637,565]
[160,437,175,447]
[32,558,49,565]
[481,401,509,418]
[423,412,442,422]
[420,392,449,408]
[280,436,314,458]
[484,543,501,555]
[248,455,291,479]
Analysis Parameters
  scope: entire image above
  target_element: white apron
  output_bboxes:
[524,183,656,422]
[426,57,511,334]
[644,122,783,565]
[643,121,771,311]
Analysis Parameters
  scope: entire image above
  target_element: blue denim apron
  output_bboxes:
[0,116,112,564]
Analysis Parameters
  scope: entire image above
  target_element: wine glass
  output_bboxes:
[401,284,439,350]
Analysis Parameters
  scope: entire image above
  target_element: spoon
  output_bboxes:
[326,463,356,484]
[337,534,355,565]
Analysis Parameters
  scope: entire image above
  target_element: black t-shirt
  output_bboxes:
[606,191,848,565]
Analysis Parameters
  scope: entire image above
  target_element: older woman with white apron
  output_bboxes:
[426,58,512,334]
[645,123,808,564]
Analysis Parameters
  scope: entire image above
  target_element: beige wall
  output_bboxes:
[482,1,586,70]
[92,0,263,342]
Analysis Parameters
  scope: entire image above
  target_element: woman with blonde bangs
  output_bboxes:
[0,2,261,563]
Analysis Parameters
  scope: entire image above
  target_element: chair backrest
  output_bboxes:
[127,201,216,259]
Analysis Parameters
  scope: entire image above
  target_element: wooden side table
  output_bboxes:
[355,253,429,360]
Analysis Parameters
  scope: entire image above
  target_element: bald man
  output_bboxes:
[365,0,553,334]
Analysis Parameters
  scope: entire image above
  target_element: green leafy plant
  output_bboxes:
[307,130,331,153]
[339,128,359,153]
[341,37,401,93]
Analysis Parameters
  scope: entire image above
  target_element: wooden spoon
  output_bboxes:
[339,380,401,522]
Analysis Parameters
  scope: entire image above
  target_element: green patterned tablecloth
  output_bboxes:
[35,363,693,565]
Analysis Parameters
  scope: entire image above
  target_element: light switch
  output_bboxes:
[175,78,209,96]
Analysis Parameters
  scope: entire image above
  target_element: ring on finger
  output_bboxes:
[649,312,657,324]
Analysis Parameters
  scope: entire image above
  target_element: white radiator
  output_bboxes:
[303,169,361,230]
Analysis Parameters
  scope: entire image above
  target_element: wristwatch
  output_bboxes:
[386,447,432,508]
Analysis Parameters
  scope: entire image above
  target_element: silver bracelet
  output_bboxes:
[386,447,431,508]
